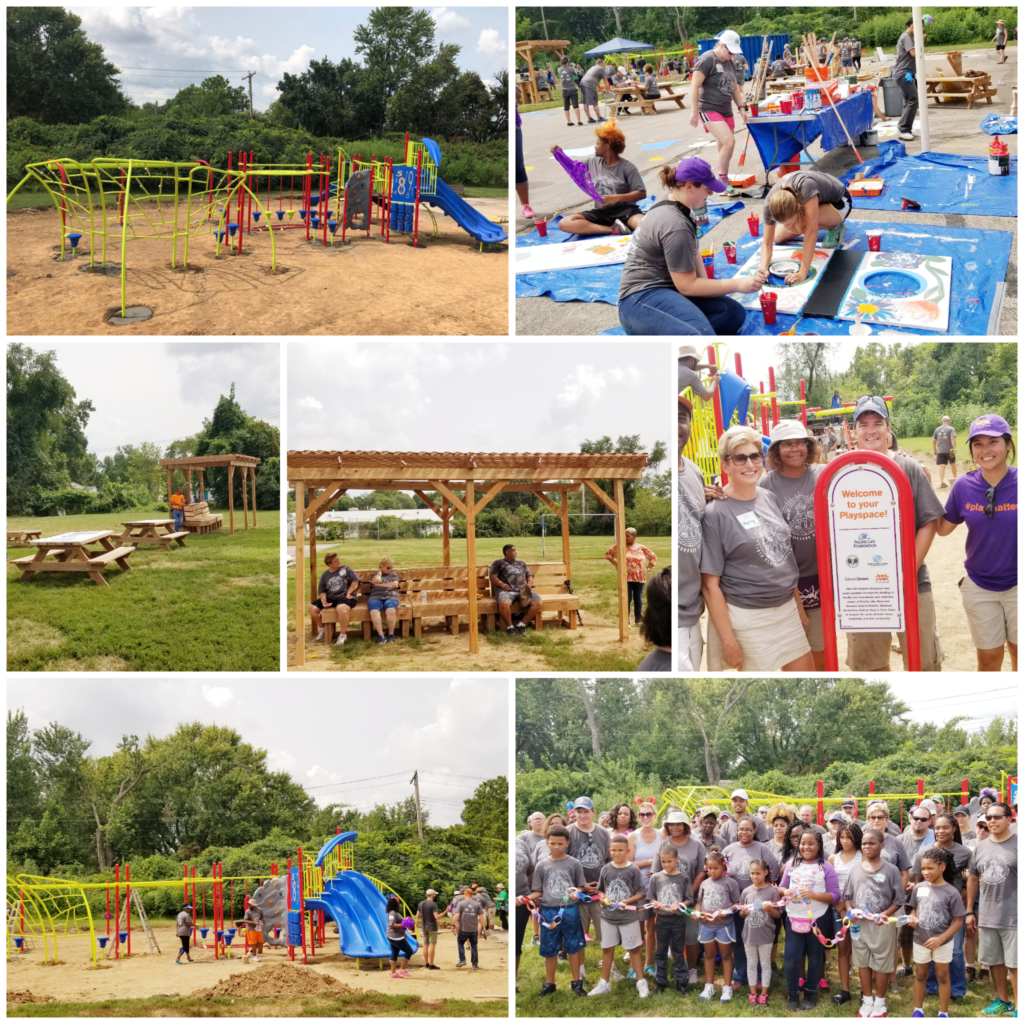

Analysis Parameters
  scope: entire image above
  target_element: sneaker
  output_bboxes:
[937,1014,949,1018]
[874,996,888,1017]
[540,983,556,996]
[966,966,976,982]
[557,951,567,962]
[399,969,412,977]
[898,131,916,141]
[896,965,911,978]
[982,999,1013,1016]
[334,633,346,645]
[613,218,632,236]
[834,990,852,1005]
[391,972,402,978]
[471,964,479,970]
[387,634,396,643]
[587,118,597,123]
[456,960,466,967]
[315,628,324,641]
[644,966,656,979]
[688,968,698,985]
[804,993,817,1010]
[565,121,574,127]
[819,977,830,989]
[626,969,636,980]
[758,993,769,1006]
[749,992,758,1005]
[979,967,991,982]
[515,622,527,633]
[654,984,667,995]
[522,204,535,219]
[175,958,181,964]
[610,963,624,981]
[939,481,948,488]
[823,220,848,249]
[596,117,608,122]
[531,935,540,946]
[377,634,387,645]
[587,978,611,996]
[570,980,587,997]
[506,626,516,636]
[858,995,875,1017]
[636,979,649,999]
[721,985,733,1003]
[700,983,716,1001]
[912,1012,925,1019]
[789,993,801,1012]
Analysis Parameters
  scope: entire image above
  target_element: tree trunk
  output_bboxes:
[613,7,622,34]
[577,679,602,759]
[92,803,109,871]
[675,7,687,43]
[89,766,148,872]
[540,7,548,40]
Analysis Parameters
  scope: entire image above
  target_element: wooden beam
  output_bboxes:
[473,480,508,516]
[428,480,469,518]
[466,478,478,655]
[307,487,318,602]
[614,478,628,643]
[228,464,235,534]
[166,469,173,509]
[582,478,618,514]
[560,490,572,583]
[241,461,250,530]
[312,488,346,522]
[413,490,442,517]
[532,490,561,515]
[295,482,306,667]
[250,466,257,529]
[306,486,345,521]
[442,498,450,567]
[284,478,598,493]
[291,464,646,483]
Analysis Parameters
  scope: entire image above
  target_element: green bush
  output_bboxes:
[890,398,1016,440]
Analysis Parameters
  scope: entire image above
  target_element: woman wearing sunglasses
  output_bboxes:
[630,802,664,979]
[700,425,814,672]
[935,414,1017,672]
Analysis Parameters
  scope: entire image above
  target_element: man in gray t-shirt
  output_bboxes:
[677,396,705,670]
[932,417,957,488]
[489,544,542,633]
[892,21,920,138]
[967,830,1017,930]
[579,61,607,119]
[556,58,582,126]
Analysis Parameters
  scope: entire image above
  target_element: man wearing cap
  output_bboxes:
[243,895,265,961]
[678,395,706,671]
[992,19,1008,63]
[567,796,611,949]
[720,789,771,845]
[845,396,946,672]
[696,807,726,854]
[678,345,721,402]
[932,415,958,489]
[417,888,441,968]
[175,903,195,964]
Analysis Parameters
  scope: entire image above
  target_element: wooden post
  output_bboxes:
[241,463,249,530]
[166,469,173,507]
[614,478,628,642]
[250,466,257,528]
[295,483,306,666]
[466,479,477,654]
[560,490,571,579]
[441,497,450,566]
[198,469,205,503]
[228,464,235,534]
[308,488,318,601]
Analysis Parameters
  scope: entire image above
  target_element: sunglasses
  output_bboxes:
[985,813,1007,820]
[912,817,930,823]
[984,485,997,518]
[726,452,760,465]
[639,812,654,818]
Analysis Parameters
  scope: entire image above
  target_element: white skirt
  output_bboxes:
[707,598,811,671]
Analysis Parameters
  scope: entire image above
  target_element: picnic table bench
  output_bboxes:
[9,530,133,586]
[610,82,687,115]
[316,561,580,642]
[7,530,41,546]
[114,519,189,550]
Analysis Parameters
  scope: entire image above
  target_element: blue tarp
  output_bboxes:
[980,114,1018,135]
[583,37,653,57]
[697,34,791,80]
[839,141,1018,217]
[817,91,875,152]
[515,197,746,304]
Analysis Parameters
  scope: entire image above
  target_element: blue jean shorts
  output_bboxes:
[539,903,585,957]
[698,920,737,945]
[367,598,399,612]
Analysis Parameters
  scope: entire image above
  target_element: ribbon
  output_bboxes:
[552,149,605,205]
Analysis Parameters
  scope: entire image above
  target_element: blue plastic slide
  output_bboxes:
[426,178,508,244]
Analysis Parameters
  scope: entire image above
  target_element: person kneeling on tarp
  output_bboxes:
[618,158,765,336]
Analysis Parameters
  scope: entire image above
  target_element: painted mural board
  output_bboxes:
[514,234,633,275]
[835,251,952,333]
[731,246,833,314]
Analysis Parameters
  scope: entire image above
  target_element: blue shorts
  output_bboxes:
[698,920,737,945]
[367,598,399,612]
[539,903,585,957]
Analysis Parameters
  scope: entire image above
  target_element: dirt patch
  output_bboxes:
[7,617,64,656]
[7,200,507,336]
[190,964,358,1000]
[6,990,54,1007]
[39,654,133,672]
[224,576,278,588]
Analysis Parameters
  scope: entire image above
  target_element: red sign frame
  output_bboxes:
[813,450,922,672]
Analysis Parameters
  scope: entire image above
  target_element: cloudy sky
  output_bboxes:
[40,341,280,461]
[71,6,509,109]
[288,341,672,455]
[10,677,507,826]
[881,679,1017,731]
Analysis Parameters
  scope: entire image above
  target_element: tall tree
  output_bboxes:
[7,710,40,833]
[460,776,508,839]
[678,679,759,784]
[163,76,247,118]
[578,679,602,758]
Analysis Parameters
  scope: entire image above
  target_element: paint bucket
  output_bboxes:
[988,138,1010,176]
[759,291,778,325]
[536,218,547,238]
[805,87,821,110]
[866,229,882,252]
[863,129,879,146]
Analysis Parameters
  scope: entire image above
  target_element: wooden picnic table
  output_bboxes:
[7,529,41,546]
[925,74,997,109]
[610,81,687,114]
[9,530,134,586]
[115,519,189,550]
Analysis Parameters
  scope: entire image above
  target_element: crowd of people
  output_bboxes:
[515,787,1018,1016]
[678,373,1018,673]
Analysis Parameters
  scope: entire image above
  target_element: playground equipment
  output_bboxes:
[7,135,507,319]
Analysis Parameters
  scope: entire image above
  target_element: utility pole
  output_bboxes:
[410,770,424,841]
[243,70,255,117]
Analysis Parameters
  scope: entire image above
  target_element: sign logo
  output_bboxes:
[875,573,889,583]
[846,555,859,567]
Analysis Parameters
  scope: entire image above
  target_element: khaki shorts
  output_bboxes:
[707,599,811,671]
[845,589,944,671]
[913,940,953,964]
[851,919,897,972]
[960,575,1017,648]
[678,622,704,670]
[804,605,824,652]
[422,929,438,945]
[579,899,603,942]
[601,918,643,950]
[978,926,1017,970]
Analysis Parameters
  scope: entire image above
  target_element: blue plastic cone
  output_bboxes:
[299,209,307,221]
[327,220,339,234]
[275,211,285,221]
[252,210,261,222]
[227,223,238,236]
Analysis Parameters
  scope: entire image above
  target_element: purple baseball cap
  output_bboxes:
[674,157,727,193]
[968,414,1011,440]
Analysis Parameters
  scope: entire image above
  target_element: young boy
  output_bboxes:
[530,824,588,996]
[696,850,742,1002]
[589,835,649,998]
[308,552,360,645]
[647,844,693,994]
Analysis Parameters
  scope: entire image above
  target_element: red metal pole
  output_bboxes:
[248,149,254,232]
[340,166,350,244]
[404,131,409,164]
[237,154,245,255]
[106,886,110,938]
[385,158,392,244]
[126,863,131,956]
[706,345,728,485]
[191,866,196,945]
[962,779,969,805]
[411,150,422,246]
[305,154,312,241]
[323,156,331,246]
[799,379,808,427]
[869,780,875,795]
[298,846,307,965]
[917,778,924,806]
[244,879,248,954]
[768,366,779,425]
[816,779,824,826]
[734,352,743,377]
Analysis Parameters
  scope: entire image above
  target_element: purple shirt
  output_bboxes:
[943,466,1017,590]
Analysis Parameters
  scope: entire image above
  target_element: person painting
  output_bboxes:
[174,903,194,965]
[936,414,1017,672]
[618,158,764,335]
[556,56,583,127]
[758,170,852,284]
[688,30,749,195]
[550,123,646,238]
[308,552,361,646]
[605,528,657,626]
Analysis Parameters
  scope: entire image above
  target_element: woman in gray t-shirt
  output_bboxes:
[699,425,814,673]
[688,38,747,195]
[992,20,1008,62]
[618,157,764,336]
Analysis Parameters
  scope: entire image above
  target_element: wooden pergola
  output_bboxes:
[516,39,572,105]
[288,450,648,665]
[159,454,260,534]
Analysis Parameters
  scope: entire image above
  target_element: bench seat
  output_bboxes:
[87,546,135,566]
[10,551,63,566]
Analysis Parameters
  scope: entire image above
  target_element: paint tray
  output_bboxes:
[848,178,885,197]
[729,173,756,188]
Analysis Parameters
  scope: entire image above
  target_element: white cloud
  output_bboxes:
[298,396,323,410]
[202,685,236,707]
[431,7,470,33]
[476,29,507,55]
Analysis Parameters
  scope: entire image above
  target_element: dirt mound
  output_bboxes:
[190,963,359,1000]
[7,990,55,1007]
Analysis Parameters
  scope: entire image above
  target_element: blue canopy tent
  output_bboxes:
[583,37,654,58]
[696,32,790,80]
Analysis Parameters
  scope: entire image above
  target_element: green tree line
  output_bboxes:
[515,678,1017,825]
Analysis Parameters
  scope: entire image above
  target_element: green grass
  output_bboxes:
[463,187,508,199]
[516,936,1002,1017]
[9,992,507,1017]
[897,433,1017,456]
[7,189,53,211]
[7,509,280,671]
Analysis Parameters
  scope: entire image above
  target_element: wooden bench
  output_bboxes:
[114,519,189,550]
[313,561,580,642]
[7,530,41,546]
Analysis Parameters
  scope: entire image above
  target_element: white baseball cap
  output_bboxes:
[719,30,743,55]
[731,789,750,801]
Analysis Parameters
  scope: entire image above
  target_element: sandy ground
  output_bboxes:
[5,921,508,1004]
[696,448,1011,673]
[7,197,508,336]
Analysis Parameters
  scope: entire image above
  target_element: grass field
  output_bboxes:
[516,932,1003,1018]
[898,434,1018,457]
[287,533,671,672]
[7,509,280,671]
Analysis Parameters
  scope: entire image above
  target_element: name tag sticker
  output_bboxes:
[736,512,760,530]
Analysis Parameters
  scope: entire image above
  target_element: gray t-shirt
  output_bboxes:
[722,841,781,890]
[619,201,699,302]
[532,854,587,907]
[893,31,917,77]
[176,910,193,937]
[637,647,671,672]
[557,63,577,92]
[693,49,737,116]
[697,830,727,855]
[881,833,912,874]
[368,570,399,603]
[648,868,692,916]
[580,64,606,90]
[842,859,905,914]
[583,155,644,202]
[454,897,482,932]
[910,881,963,945]
[678,457,706,627]
[489,557,530,590]
[720,813,772,847]
[840,42,852,61]
[516,829,546,855]
[764,171,850,226]
[996,26,1007,45]
[651,837,705,898]
[417,898,438,931]
[852,40,862,57]
[759,466,822,577]
[968,833,1017,929]
[679,363,713,399]
[740,883,781,945]
[568,822,611,883]
[699,490,799,608]
[911,842,971,894]
[933,424,956,454]
[515,840,532,897]
[901,829,936,866]
[598,861,646,924]
[697,874,742,916]
[318,565,359,601]
[386,908,407,940]
[893,453,946,592]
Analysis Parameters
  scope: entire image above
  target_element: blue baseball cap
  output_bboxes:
[854,395,890,422]
[968,413,1011,439]
[573,796,595,811]
[674,157,727,193]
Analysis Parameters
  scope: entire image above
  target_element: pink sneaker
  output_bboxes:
[522,204,535,219]
[391,972,402,979]
[819,977,830,989]
[399,969,412,978]
[758,993,769,1006]
[749,992,758,1005]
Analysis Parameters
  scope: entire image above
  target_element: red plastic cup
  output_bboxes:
[536,218,548,238]
[750,102,759,117]
[760,291,778,325]
[702,255,715,279]
[780,97,793,114]
[724,245,738,264]
[867,230,881,252]
[793,90,805,110]
[747,215,760,238]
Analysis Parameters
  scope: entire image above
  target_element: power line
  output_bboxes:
[906,686,1016,707]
